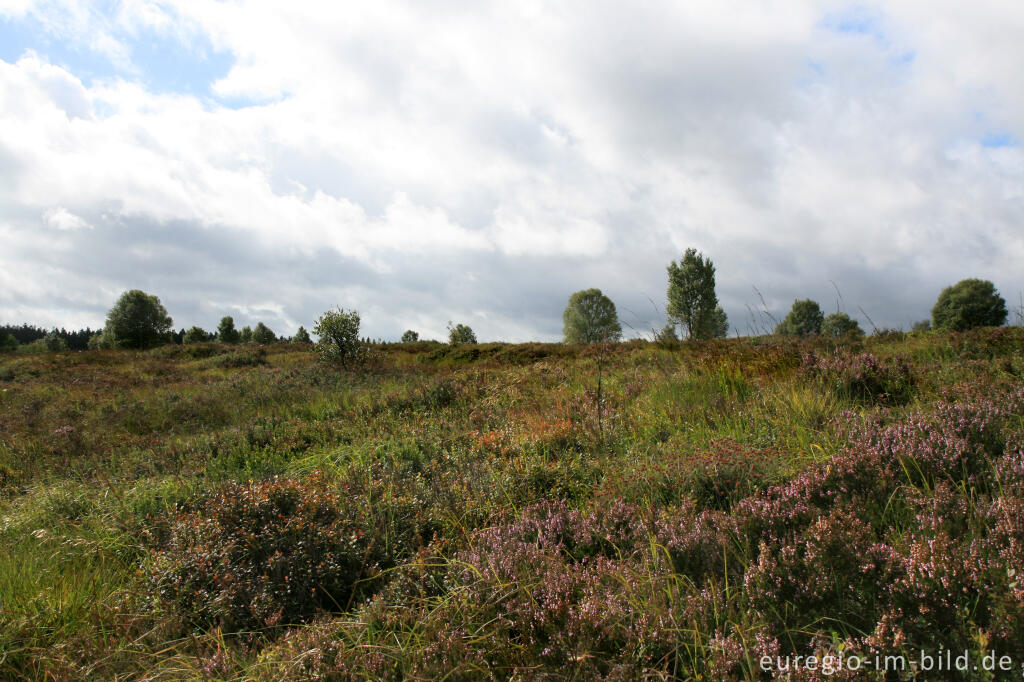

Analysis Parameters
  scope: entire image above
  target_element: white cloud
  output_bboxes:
[43,207,92,231]
[0,1,1022,339]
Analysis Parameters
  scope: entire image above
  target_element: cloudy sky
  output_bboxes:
[1,1,1022,341]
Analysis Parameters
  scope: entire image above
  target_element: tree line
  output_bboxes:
[0,253,1012,355]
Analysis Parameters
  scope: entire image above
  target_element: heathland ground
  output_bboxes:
[1,329,1023,679]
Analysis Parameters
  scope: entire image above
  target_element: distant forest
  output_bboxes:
[0,324,99,351]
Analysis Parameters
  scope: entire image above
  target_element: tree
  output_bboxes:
[654,324,679,345]
[447,322,476,345]
[705,306,729,339]
[87,332,111,350]
[313,308,364,366]
[104,289,173,349]
[776,299,824,336]
[183,326,210,345]
[562,288,622,344]
[667,249,724,340]
[931,279,1007,331]
[401,330,419,343]
[252,322,276,345]
[239,326,253,343]
[1,331,18,351]
[293,326,312,344]
[821,312,863,338]
[217,316,240,344]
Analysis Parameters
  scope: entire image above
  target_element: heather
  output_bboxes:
[1,328,1023,679]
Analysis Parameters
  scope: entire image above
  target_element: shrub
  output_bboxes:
[447,322,476,345]
[654,323,679,346]
[87,331,111,349]
[821,312,863,338]
[104,289,174,348]
[146,475,389,633]
[252,322,276,345]
[313,308,364,366]
[216,347,267,368]
[401,330,419,343]
[932,278,1007,331]
[0,332,17,351]
[776,299,824,336]
[182,326,210,345]
[562,288,623,343]
[802,352,914,405]
[217,316,240,344]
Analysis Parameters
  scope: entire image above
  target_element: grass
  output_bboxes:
[0,329,1022,679]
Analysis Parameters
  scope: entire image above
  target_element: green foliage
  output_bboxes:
[293,326,312,344]
[776,299,824,336]
[912,319,932,332]
[252,322,276,345]
[22,331,68,353]
[104,289,173,349]
[1,332,18,351]
[820,311,863,338]
[86,331,110,349]
[667,248,724,339]
[705,305,729,338]
[217,316,240,344]
[313,308,364,366]
[401,330,419,343]
[931,278,1008,331]
[654,323,679,346]
[562,288,623,344]
[182,326,210,345]
[216,346,267,368]
[447,322,477,345]
[239,325,253,343]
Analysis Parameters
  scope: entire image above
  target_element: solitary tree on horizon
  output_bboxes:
[667,249,727,339]
[562,288,622,344]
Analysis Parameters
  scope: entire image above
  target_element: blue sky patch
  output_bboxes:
[981,132,1019,148]
[0,10,233,95]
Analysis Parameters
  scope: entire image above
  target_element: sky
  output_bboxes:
[1,0,1022,341]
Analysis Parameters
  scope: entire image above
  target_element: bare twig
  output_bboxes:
[829,280,845,314]
[858,306,880,335]
[752,286,780,327]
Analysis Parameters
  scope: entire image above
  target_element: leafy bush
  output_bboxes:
[217,316,240,344]
[447,322,476,345]
[313,308,365,366]
[821,311,863,338]
[932,278,1007,331]
[19,331,68,353]
[104,289,174,348]
[401,330,419,343]
[182,326,210,345]
[776,299,823,336]
[562,288,623,343]
[252,322,276,345]
[87,331,111,349]
[216,347,267,368]
[146,475,390,633]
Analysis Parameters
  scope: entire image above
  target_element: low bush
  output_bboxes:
[145,475,392,634]
[802,351,915,405]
